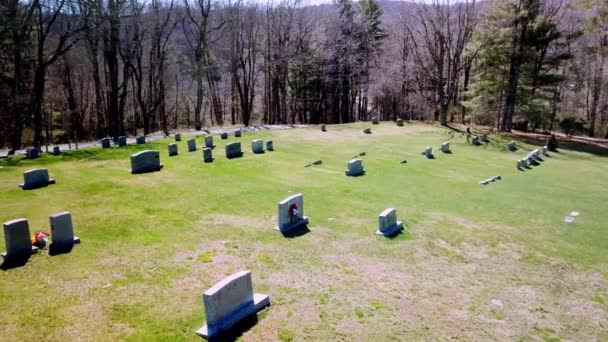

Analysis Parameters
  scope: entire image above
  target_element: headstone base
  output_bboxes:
[19,179,56,190]
[345,170,365,177]
[274,217,309,233]
[375,221,404,237]
[195,293,270,339]
[49,237,80,256]
[130,164,163,174]
[226,152,244,159]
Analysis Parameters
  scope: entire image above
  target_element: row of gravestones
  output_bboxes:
[517,146,549,170]
[196,192,403,340]
[100,135,147,148]
[1,212,80,269]
[319,118,405,134]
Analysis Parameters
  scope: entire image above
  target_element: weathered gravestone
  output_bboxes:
[52,146,61,155]
[275,193,309,233]
[363,128,372,134]
[130,150,163,174]
[422,146,434,159]
[440,142,451,153]
[101,138,111,149]
[175,133,181,141]
[520,158,529,168]
[168,143,178,156]
[225,142,244,159]
[508,141,517,151]
[195,270,270,340]
[19,168,56,190]
[472,136,481,146]
[541,146,548,155]
[220,132,228,140]
[376,208,404,237]
[345,159,365,177]
[321,124,327,132]
[26,148,40,159]
[136,136,146,144]
[266,140,274,151]
[117,136,127,147]
[234,129,242,138]
[371,117,379,124]
[203,148,214,163]
[251,140,265,154]
[205,135,216,149]
[49,211,80,256]
[187,139,197,152]
[516,160,522,170]
[397,118,404,126]
[2,218,37,269]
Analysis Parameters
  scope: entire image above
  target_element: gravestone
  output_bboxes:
[321,124,326,132]
[19,168,56,190]
[53,146,61,155]
[516,160,522,170]
[376,208,404,237]
[187,139,197,152]
[117,136,127,147]
[101,138,111,149]
[195,270,270,339]
[2,218,37,269]
[508,141,517,151]
[203,147,214,163]
[205,135,216,149]
[397,118,404,126]
[371,117,379,124]
[234,129,242,138]
[423,146,434,159]
[130,150,163,174]
[520,158,528,168]
[275,193,309,232]
[168,143,178,156]
[363,128,372,134]
[440,142,450,153]
[225,142,244,159]
[252,139,265,154]
[136,136,146,144]
[541,146,548,155]
[175,133,181,142]
[49,211,80,256]
[472,136,481,146]
[266,140,274,151]
[345,159,365,177]
[220,132,228,140]
[26,148,40,159]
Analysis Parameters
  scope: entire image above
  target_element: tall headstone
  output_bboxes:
[52,146,61,155]
[397,118,404,126]
[19,168,56,190]
[168,143,178,156]
[376,208,404,237]
[203,148,214,163]
[205,135,216,149]
[49,211,80,256]
[423,146,434,159]
[195,270,270,339]
[2,218,37,269]
[321,124,327,132]
[225,142,244,159]
[220,132,228,140]
[187,139,197,152]
[251,139,265,154]
[234,129,242,138]
[101,138,111,149]
[130,150,163,174]
[440,142,450,153]
[136,136,146,144]
[345,159,365,177]
[275,194,309,232]
[371,117,379,124]
[117,136,127,147]
[507,141,517,151]
[266,140,274,151]
[175,133,181,141]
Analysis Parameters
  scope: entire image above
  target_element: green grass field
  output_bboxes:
[1,123,607,341]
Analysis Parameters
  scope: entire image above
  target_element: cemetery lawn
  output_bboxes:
[1,122,608,341]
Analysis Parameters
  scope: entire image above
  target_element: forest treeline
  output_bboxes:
[0,0,606,153]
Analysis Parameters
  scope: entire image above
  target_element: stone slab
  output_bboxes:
[130,150,163,174]
[19,168,56,190]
